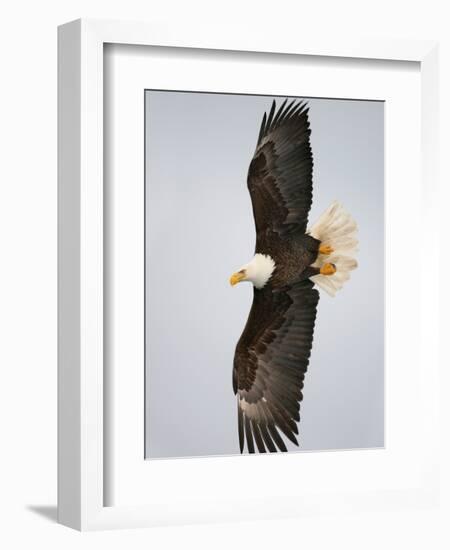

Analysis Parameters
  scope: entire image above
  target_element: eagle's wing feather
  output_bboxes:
[233,281,319,453]
[247,100,313,238]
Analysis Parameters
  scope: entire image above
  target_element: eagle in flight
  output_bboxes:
[229,99,358,454]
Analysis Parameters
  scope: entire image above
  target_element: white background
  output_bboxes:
[0,0,448,548]
[106,44,423,512]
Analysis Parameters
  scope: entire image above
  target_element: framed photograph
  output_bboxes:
[58,19,440,530]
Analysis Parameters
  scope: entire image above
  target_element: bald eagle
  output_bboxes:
[229,99,358,454]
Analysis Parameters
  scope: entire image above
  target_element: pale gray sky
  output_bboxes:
[145,91,384,459]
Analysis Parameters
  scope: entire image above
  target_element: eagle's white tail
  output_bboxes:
[308,201,358,297]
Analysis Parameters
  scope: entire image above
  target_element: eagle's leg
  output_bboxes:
[320,263,336,275]
[302,263,336,279]
[319,244,334,255]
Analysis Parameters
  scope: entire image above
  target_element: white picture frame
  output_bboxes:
[58,18,440,531]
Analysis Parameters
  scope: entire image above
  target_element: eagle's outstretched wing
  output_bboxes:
[247,99,313,239]
[233,281,319,453]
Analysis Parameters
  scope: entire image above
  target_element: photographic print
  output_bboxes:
[145,91,384,458]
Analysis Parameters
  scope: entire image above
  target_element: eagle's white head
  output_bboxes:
[229,253,276,289]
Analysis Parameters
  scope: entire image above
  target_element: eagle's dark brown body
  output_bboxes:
[256,230,320,288]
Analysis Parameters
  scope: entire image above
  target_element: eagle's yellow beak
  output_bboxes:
[229,270,247,286]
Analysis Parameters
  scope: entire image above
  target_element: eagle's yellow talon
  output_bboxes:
[319,244,334,255]
[320,262,336,276]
